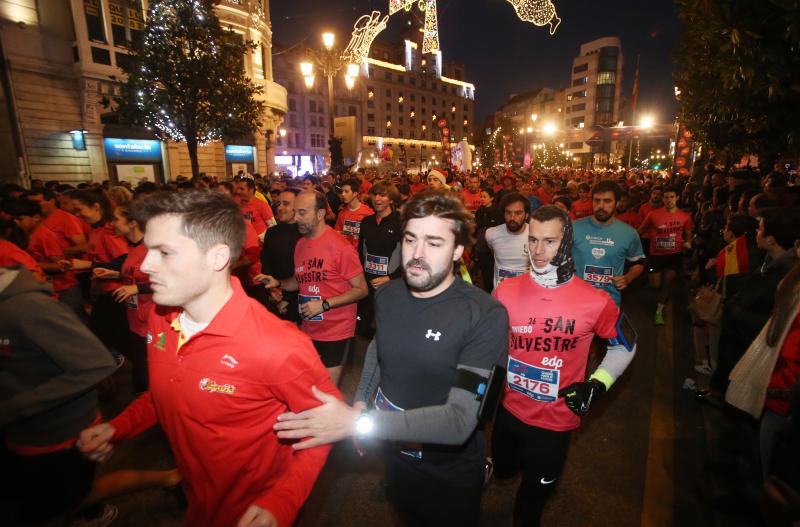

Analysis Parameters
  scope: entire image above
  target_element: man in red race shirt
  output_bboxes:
[638,186,693,325]
[491,205,636,525]
[460,174,483,212]
[8,199,83,318]
[235,176,275,240]
[615,190,641,229]
[77,190,340,527]
[261,191,368,386]
[570,182,593,219]
[27,188,88,256]
[334,178,374,250]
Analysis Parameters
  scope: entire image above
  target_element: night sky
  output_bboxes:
[271,0,683,126]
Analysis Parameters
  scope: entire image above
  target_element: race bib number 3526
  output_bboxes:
[507,357,560,402]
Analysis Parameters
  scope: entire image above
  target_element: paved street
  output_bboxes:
[27,281,755,527]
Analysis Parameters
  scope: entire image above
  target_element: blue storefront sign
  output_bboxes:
[225,145,254,162]
[104,139,162,162]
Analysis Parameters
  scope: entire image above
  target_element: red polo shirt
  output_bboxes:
[109,278,339,527]
[120,241,152,337]
[43,208,85,249]
[0,240,45,282]
[571,197,593,219]
[27,224,78,292]
[88,222,128,293]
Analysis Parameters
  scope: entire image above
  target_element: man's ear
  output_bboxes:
[208,243,232,272]
[452,244,465,263]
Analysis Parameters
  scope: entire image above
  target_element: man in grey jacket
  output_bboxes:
[0,266,118,525]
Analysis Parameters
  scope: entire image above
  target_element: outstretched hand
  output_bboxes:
[273,386,362,450]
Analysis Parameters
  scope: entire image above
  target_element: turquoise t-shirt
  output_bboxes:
[572,216,645,306]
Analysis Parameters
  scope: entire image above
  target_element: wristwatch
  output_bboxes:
[322,299,331,312]
[354,409,374,437]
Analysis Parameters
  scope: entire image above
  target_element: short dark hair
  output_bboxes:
[577,182,590,192]
[234,176,255,190]
[591,180,622,201]
[726,214,758,238]
[342,178,361,193]
[26,188,56,201]
[133,181,159,199]
[6,199,42,218]
[499,192,531,215]
[481,187,495,199]
[760,207,800,250]
[132,190,245,262]
[401,189,474,248]
[553,196,572,210]
[662,186,680,196]
[531,204,568,228]
[281,187,301,196]
[298,190,328,212]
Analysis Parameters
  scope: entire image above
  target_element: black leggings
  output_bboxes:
[491,406,572,527]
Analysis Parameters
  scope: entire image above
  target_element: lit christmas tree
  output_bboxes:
[117,0,263,177]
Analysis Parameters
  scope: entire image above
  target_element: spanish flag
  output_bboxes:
[716,236,750,277]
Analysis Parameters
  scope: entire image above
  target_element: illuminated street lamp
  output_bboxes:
[640,115,654,129]
[300,32,360,169]
[542,122,557,136]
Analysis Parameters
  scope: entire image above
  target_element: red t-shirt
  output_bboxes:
[88,223,129,293]
[294,227,363,341]
[334,202,374,249]
[110,278,339,527]
[571,197,593,219]
[535,189,554,205]
[616,209,641,229]
[242,220,262,286]
[43,208,85,249]
[460,189,483,212]
[637,202,661,233]
[493,274,618,432]
[27,225,78,292]
[120,241,153,337]
[240,197,274,236]
[410,182,427,194]
[640,208,693,256]
[765,313,800,417]
[0,240,45,282]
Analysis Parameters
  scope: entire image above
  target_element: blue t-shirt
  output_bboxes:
[572,217,645,306]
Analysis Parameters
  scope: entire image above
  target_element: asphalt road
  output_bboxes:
[5,281,764,526]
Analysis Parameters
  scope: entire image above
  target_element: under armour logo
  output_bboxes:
[425,329,441,341]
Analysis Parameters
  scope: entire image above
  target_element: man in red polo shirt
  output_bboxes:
[77,190,340,527]
[235,176,275,240]
[26,188,88,256]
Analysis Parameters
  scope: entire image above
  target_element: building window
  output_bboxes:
[573,63,588,73]
[596,99,613,112]
[84,0,107,42]
[368,126,376,135]
[385,88,391,97]
[289,114,298,127]
[288,98,296,111]
[367,100,375,108]
[421,95,426,104]
[410,93,415,102]
[572,76,588,87]
[108,0,145,48]
[385,128,391,137]
[349,105,357,116]
[570,116,584,126]
[310,134,325,148]
[288,81,296,92]
[409,77,416,85]
[309,100,317,112]
[385,71,392,81]
[367,113,375,121]
[571,103,586,112]
[398,75,404,83]
[572,90,587,98]
[386,102,392,111]
[569,141,583,149]
[597,72,616,85]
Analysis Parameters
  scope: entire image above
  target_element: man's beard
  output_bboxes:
[593,209,612,222]
[403,258,451,292]
[506,220,525,233]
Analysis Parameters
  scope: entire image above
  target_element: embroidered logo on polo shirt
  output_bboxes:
[199,377,236,395]
[220,354,238,369]
[156,332,166,350]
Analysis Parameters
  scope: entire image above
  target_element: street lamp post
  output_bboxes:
[300,32,359,171]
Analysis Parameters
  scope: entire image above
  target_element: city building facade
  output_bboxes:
[0,0,286,185]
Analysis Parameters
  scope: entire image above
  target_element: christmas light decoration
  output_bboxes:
[506,0,561,34]
[342,10,389,65]
[390,0,440,54]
